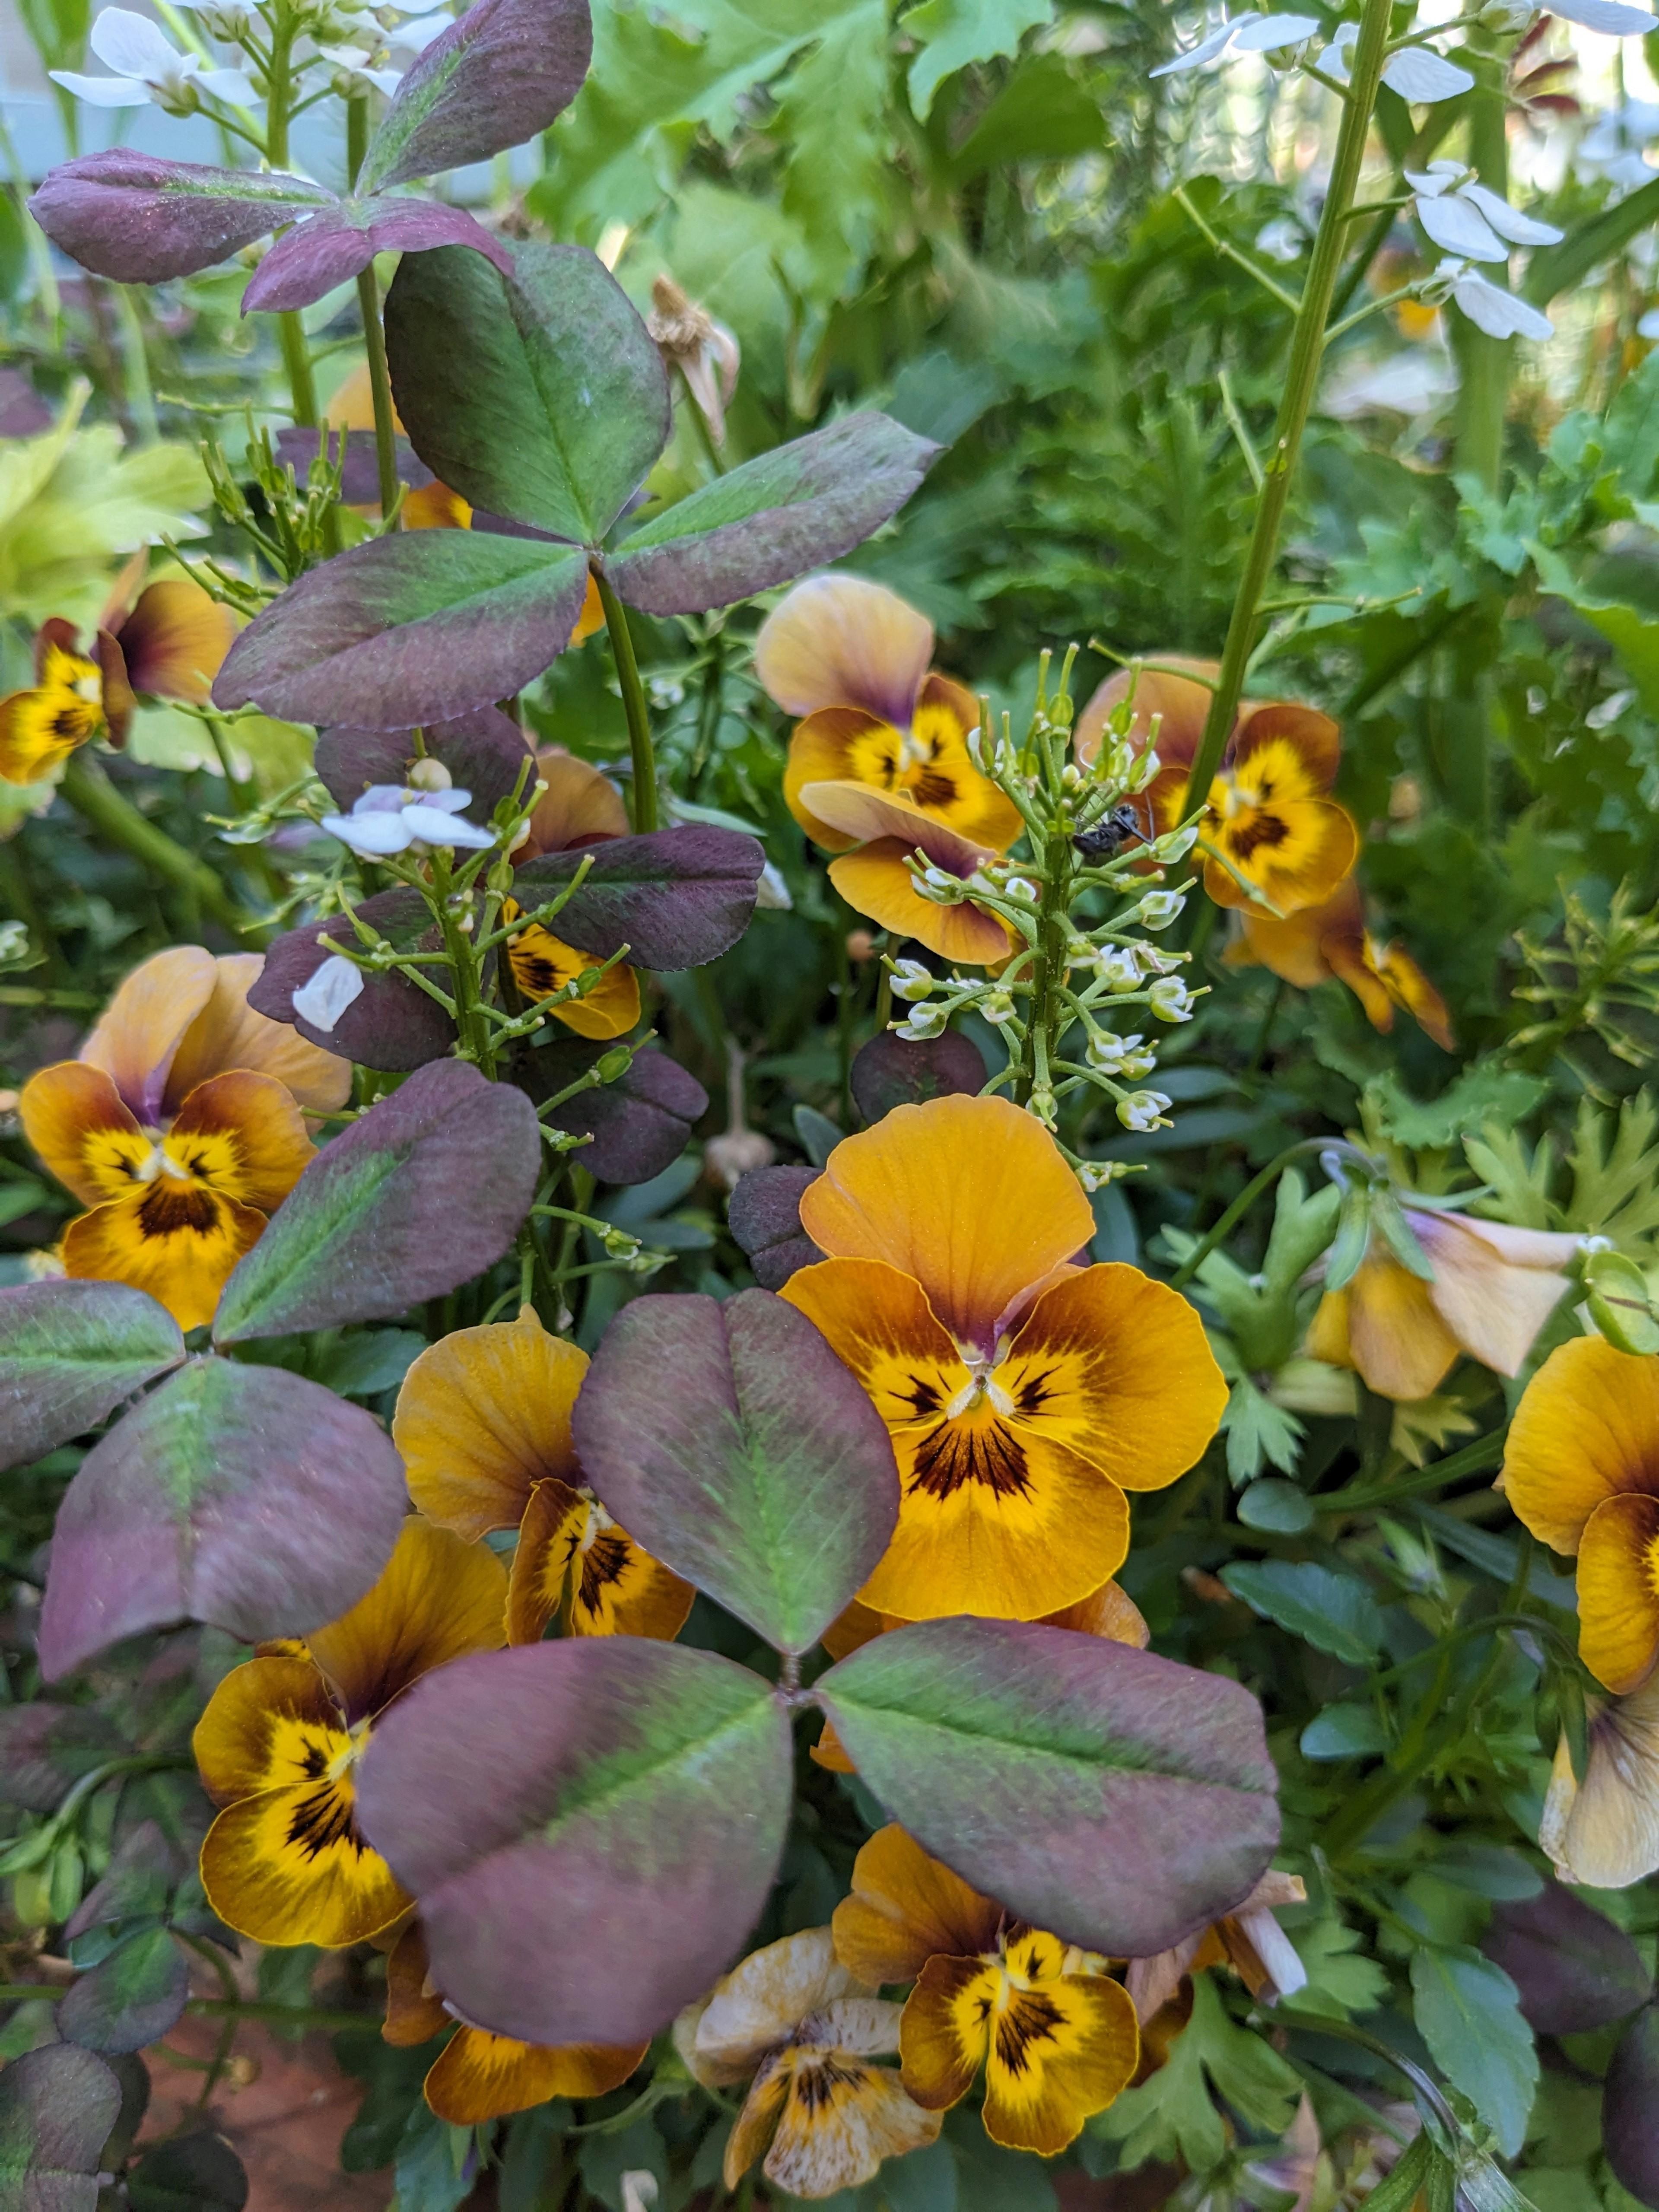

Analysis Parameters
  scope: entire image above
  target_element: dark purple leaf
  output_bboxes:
[1484,1884,1653,2034]
[728,1165,822,1290]
[356,1638,792,2046]
[213,1060,540,1342]
[26,153,332,285]
[213,530,587,731]
[240,197,512,315]
[64,1822,180,1942]
[851,1030,986,1124]
[512,825,763,969]
[385,240,669,541]
[0,1706,121,1814]
[58,1929,188,2057]
[1607,2005,1659,2207]
[38,1357,406,1681]
[314,706,533,816]
[572,1290,899,1653]
[127,2132,248,2212]
[516,1038,707,1184]
[0,1281,184,1474]
[359,0,592,194]
[817,1618,1281,1959]
[274,428,434,504]
[0,2044,122,2212]
[249,887,456,1071]
[606,414,939,617]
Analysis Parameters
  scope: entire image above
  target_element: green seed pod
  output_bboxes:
[1584,1249,1659,1357]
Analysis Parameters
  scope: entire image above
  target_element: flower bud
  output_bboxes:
[895,1003,948,1041]
[1148,976,1195,1022]
[1584,1248,1659,1356]
[889,959,936,1003]
[1136,890,1185,930]
[1094,946,1142,993]
[981,992,1017,1026]
[1152,822,1200,862]
[407,755,454,793]
[1117,1090,1173,1133]
[1087,1028,1155,1078]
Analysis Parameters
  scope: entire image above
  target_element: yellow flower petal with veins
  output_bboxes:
[501,900,641,1040]
[1503,1335,1659,1557]
[750,2047,941,2199]
[833,1825,1002,1988]
[506,1477,693,1645]
[394,1309,588,1541]
[785,688,1019,855]
[306,1516,508,1723]
[754,574,933,725]
[79,946,218,1122]
[1541,1671,1659,1888]
[1576,1492,1659,1694]
[162,952,350,1117]
[0,645,103,785]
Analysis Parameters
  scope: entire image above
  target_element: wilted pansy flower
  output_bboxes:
[833,1825,1140,2154]
[781,1095,1227,1620]
[385,1920,645,2123]
[19,946,345,1328]
[1222,875,1453,1049]
[0,563,236,786]
[1503,1336,1659,1696]
[393,1304,693,1644]
[1539,1667,1659,1888]
[193,1519,507,1945]
[51,6,254,108]
[674,1927,941,2199]
[1075,658,1357,919]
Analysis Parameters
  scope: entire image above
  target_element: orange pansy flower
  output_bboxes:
[1223,875,1453,1049]
[193,1519,507,1947]
[19,946,347,1328]
[506,747,640,1037]
[781,1096,1227,1620]
[1075,658,1356,918]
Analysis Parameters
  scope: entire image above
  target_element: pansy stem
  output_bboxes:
[346,96,400,523]
[595,571,658,833]
[1187,0,1394,807]
[60,754,259,942]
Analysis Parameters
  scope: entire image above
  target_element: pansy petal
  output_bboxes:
[787,711,893,852]
[754,574,933,728]
[1043,1578,1150,1644]
[114,579,236,704]
[762,2048,941,2198]
[1367,938,1453,1050]
[1540,1671,1659,1888]
[305,1516,508,1725]
[200,1773,409,1947]
[19,1062,149,1207]
[804,1996,906,2057]
[522,745,629,857]
[1502,1336,1659,1557]
[828,842,1015,966]
[1204,795,1358,916]
[193,1653,344,1803]
[1229,702,1341,794]
[164,1070,313,1211]
[833,1824,1003,1986]
[1073,658,1214,771]
[1577,1493,1659,1694]
[164,953,351,1116]
[394,1308,588,1540]
[0,671,102,784]
[385,1921,450,2044]
[796,1097,1095,1355]
[504,913,641,1041]
[899,1954,993,2110]
[507,1478,694,1645]
[79,945,218,1123]
[798,779,992,864]
[780,1256,973,1431]
[1001,1264,1229,1492]
[694,1928,868,2082]
[425,2025,645,2123]
[724,2054,792,2187]
[62,1183,267,1332]
[978,1967,1138,2155]
[786,702,1017,856]
[1323,927,1401,1032]
[1307,1250,1461,1404]
[1412,1210,1576,1376]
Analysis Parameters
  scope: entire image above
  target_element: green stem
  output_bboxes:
[1167,1136,1339,1290]
[60,754,257,942]
[429,852,494,1074]
[345,95,399,521]
[1019,829,1072,1114]
[595,570,658,833]
[1188,0,1394,807]
[1313,1426,1508,1517]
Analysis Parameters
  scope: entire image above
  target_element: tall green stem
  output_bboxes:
[1188,0,1394,806]
[60,754,257,941]
[346,96,400,521]
[595,570,658,832]
[1453,64,1511,498]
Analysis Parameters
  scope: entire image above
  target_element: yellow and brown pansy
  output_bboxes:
[833,1826,1138,2156]
[499,896,641,1040]
[1503,1335,1659,1694]
[385,1921,645,2123]
[1224,876,1453,1050]
[1075,658,1357,918]
[1308,1208,1579,1406]
[193,1519,508,1947]
[675,1927,941,2200]
[782,1096,1227,1620]
[797,782,1017,968]
[394,1305,691,1644]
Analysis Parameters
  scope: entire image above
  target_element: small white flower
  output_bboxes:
[1151,12,1321,79]
[1328,20,1473,103]
[1151,822,1200,863]
[981,992,1017,1026]
[1136,890,1185,930]
[320,782,496,858]
[1135,944,1184,976]
[172,0,257,38]
[52,7,256,108]
[889,959,935,1003]
[894,1003,948,1041]
[1148,976,1196,1022]
[1093,945,1143,994]
[1001,876,1038,903]
[1117,1090,1173,1133]
[291,953,365,1034]
[1550,0,1658,32]
[1435,258,1555,342]
[920,864,961,896]
[315,41,404,92]
[1076,1160,1121,1193]
[754,862,793,911]
[1407,161,1563,263]
[1088,1029,1156,1078]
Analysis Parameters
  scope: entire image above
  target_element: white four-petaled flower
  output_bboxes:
[1433,258,1556,342]
[52,8,255,108]
[1151,12,1321,78]
[320,783,497,858]
[1408,161,1563,263]
[1326,20,1474,102]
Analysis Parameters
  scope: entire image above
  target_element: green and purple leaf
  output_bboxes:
[0,2044,122,2212]
[728,1166,822,1290]
[64,1822,181,1941]
[358,0,593,194]
[58,1929,188,2057]
[213,1060,540,1343]
[0,1281,184,1474]
[851,1030,986,1123]
[512,826,764,969]
[0,1706,120,1813]
[605,414,939,616]
[816,1618,1281,1958]
[38,1356,406,1681]
[26,153,331,284]
[356,1638,791,2046]
[1606,2004,1659,2207]
[385,241,669,541]
[1484,1883,1653,2035]
[249,887,457,1070]
[314,706,533,817]
[517,1038,707,1185]
[572,1290,899,1653]
[241,199,512,315]
[214,530,588,731]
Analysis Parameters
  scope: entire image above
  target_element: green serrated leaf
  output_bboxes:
[1220,1559,1386,1666]
[1410,1946,1539,2159]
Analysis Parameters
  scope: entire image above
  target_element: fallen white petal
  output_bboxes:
[291,954,365,1034]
